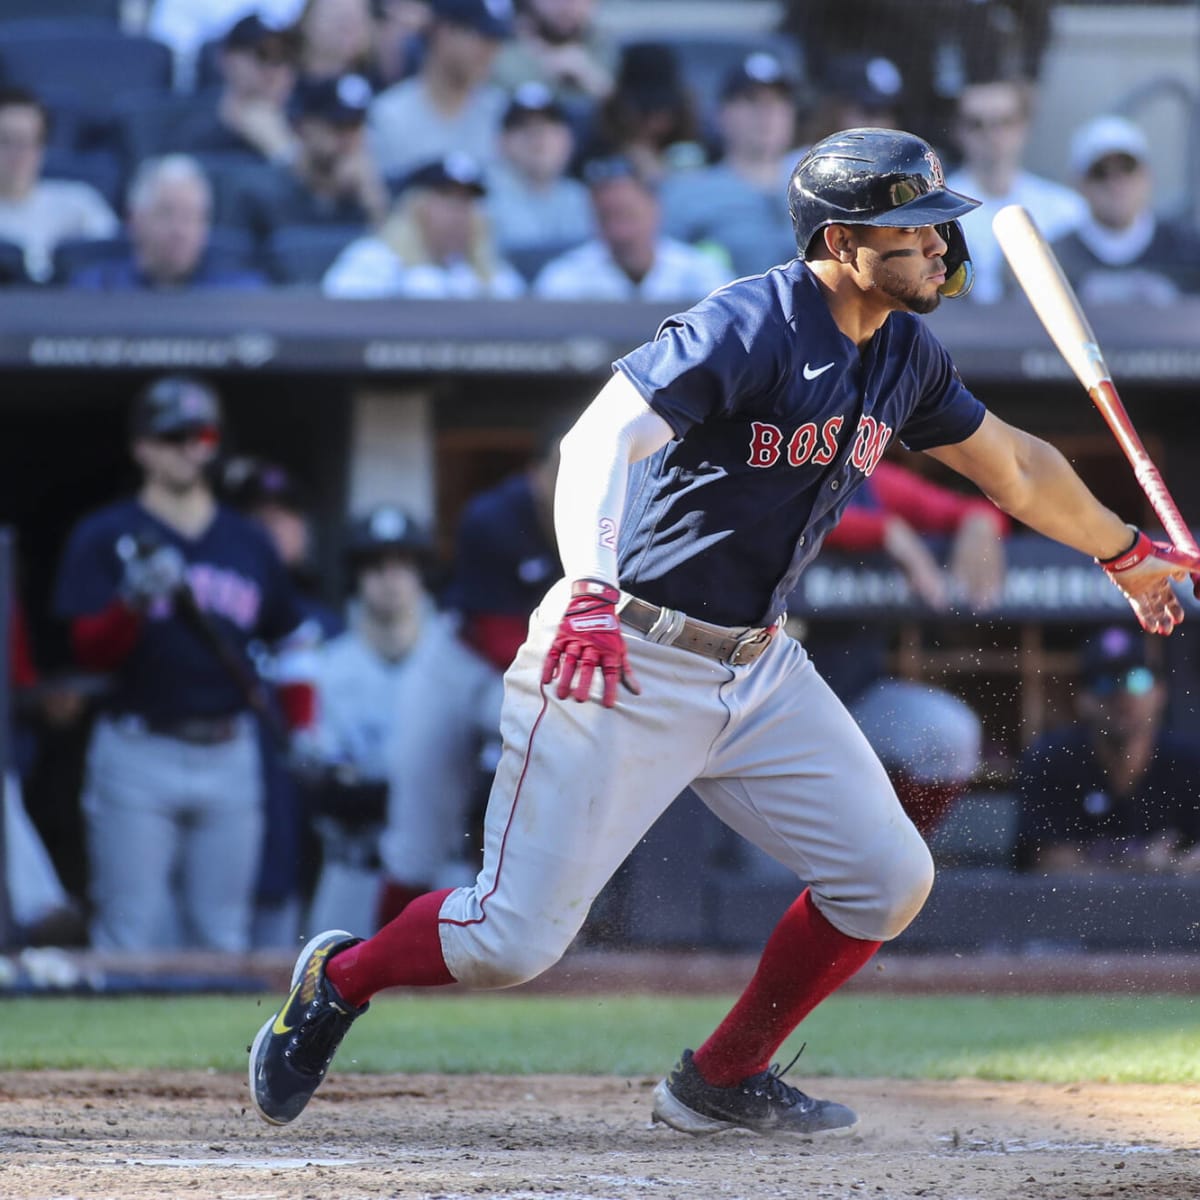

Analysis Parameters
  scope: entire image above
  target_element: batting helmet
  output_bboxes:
[788,127,980,298]
[343,505,433,571]
[130,374,222,440]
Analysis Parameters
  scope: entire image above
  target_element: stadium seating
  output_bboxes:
[0,0,122,22]
[51,227,260,284]
[0,21,174,104]
[0,241,31,286]
[504,239,585,285]
[42,148,125,210]
[266,225,365,285]
[112,90,221,169]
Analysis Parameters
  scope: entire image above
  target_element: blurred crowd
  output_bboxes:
[0,0,1197,301]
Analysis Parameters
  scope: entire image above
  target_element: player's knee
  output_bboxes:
[814,823,934,942]
[449,927,567,990]
[871,835,935,940]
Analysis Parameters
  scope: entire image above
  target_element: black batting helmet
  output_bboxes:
[788,127,980,298]
[344,505,433,571]
[130,374,222,440]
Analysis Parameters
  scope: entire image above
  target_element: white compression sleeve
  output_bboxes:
[554,371,675,587]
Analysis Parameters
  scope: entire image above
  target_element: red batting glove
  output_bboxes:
[541,579,642,707]
[1097,526,1200,635]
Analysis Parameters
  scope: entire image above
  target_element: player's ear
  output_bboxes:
[823,224,856,262]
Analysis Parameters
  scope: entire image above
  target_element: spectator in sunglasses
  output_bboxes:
[946,77,1086,303]
[1013,624,1200,875]
[169,15,300,165]
[1051,114,1200,306]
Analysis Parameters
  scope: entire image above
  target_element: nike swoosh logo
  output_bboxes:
[803,361,835,380]
[271,946,333,1034]
[272,983,303,1035]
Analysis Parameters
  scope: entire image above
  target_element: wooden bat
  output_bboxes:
[991,203,1200,563]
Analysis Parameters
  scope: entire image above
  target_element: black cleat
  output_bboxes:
[651,1048,858,1137]
[249,929,367,1125]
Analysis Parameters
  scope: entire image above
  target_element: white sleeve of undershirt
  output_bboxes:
[554,371,675,587]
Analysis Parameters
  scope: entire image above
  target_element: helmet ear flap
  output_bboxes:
[937,219,974,299]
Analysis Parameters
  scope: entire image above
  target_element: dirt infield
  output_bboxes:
[3,953,1198,1199]
[2,1069,1197,1200]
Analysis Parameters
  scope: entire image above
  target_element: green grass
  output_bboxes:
[3,992,1199,1083]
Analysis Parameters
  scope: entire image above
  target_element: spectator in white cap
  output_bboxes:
[1051,114,1200,305]
[486,82,594,258]
[946,76,1086,303]
[322,151,525,297]
[368,0,514,178]
[532,155,727,301]
[658,51,802,278]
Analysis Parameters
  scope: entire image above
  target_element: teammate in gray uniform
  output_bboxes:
[250,128,1200,1135]
[305,506,502,936]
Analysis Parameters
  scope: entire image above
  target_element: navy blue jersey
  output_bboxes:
[54,499,304,720]
[447,473,560,616]
[614,260,986,626]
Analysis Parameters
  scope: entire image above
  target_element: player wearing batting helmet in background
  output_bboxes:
[303,506,502,937]
[53,375,310,953]
[251,128,1199,1134]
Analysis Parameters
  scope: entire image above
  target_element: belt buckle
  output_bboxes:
[727,626,772,666]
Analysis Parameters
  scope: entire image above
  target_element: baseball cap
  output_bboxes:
[219,457,307,512]
[1079,625,1155,695]
[820,53,905,111]
[721,51,798,101]
[430,0,514,39]
[289,74,373,126]
[390,151,488,197]
[502,81,568,130]
[130,374,222,440]
[345,505,433,566]
[223,13,290,53]
[1068,114,1150,177]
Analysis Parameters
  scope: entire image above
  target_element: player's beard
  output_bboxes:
[876,261,942,314]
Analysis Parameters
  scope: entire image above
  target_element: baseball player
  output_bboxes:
[447,410,573,672]
[53,375,309,953]
[251,128,1200,1134]
[304,505,502,935]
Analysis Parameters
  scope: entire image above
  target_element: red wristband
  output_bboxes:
[1096,526,1149,572]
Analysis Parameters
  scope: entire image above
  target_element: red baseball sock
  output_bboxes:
[691,888,881,1086]
[326,888,456,1006]
[375,881,426,929]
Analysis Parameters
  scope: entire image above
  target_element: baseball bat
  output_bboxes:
[991,203,1200,563]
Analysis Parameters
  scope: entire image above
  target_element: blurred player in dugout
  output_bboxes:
[52,375,314,952]
[304,505,502,937]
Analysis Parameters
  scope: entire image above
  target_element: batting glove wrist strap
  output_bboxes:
[569,578,621,604]
[1095,525,1147,571]
[541,578,641,708]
